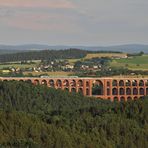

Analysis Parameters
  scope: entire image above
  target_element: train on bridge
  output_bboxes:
[0,77,148,101]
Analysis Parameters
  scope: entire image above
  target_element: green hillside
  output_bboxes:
[110,55,148,70]
[0,81,148,147]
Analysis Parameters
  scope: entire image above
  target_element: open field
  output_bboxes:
[23,71,74,76]
[84,53,127,59]
[3,60,41,64]
[0,64,37,69]
[68,53,127,64]
[0,60,41,70]
[67,58,81,64]
[110,55,148,70]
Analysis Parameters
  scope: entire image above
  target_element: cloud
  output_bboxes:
[1,10,81,33]
[0,8,13,17]
[0,0,148,45]
[0,0,75,9]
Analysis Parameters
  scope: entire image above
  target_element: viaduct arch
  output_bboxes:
[0,77,148,101]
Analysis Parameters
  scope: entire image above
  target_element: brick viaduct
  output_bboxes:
[0,77,148,101]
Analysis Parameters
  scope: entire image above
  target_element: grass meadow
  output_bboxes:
[23,71,74,76]
[110,55,148,70]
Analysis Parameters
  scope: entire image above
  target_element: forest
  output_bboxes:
[0,80,148,147]
[0,49,88,63]
[0,49,122,63]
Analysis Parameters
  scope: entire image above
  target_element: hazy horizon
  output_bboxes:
[0,43,148,47]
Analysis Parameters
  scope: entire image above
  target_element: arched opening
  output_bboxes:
[70,80,76,87]
[112,88,118,95]
[108,97,111,101]
[41,80,47,86]
[126,88,131,95]
[127,96,132,101]
[3,80,8,82]
[120,97,125,102]
[140,96,145,99]
[119,88,125,95]
[113,97,118,102]
[134,96,138,100]
[139,88,144,95]
[139,80,144,86]
[107,88,110,96]
[86,81,89,87]
[112,80,117,86]
[71,88,76,93]
[86,88,89,95]
[125,80,131,86]
[145,80,148,86]
[19,80,24,82]
[78,88,83,94]
[63,80,69,87]
[78,80,83,87]
[119,80,124,86]
[92,80,103,95]
[34,79,40,85]
[133,88,138,95]
[56,79,62,88]
[132,80,137,86]
[64,88,69,92]
[49,80,54,87]
[26,79,32,84]
[107,81,110,87]
[11,79,16,82]
[146,88,148,95]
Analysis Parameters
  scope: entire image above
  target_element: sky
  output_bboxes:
[0,0,148,46]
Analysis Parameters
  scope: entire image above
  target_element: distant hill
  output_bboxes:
[0,44,50,51]
[0,49,30,55]
[94,44,148,53]
[0,49,88,62]
[0,44,148,54]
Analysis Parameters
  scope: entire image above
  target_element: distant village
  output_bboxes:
[0,54,128,75]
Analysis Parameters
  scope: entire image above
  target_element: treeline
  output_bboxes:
[0,49,88,63]
[0,49,123,63]
[0,49,23,55]
[127,51,144,57]
[91,50,122,53]
[0,81,148,147]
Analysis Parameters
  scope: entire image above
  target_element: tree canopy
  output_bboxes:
[0,49,88,62]
[0,80,148,147]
